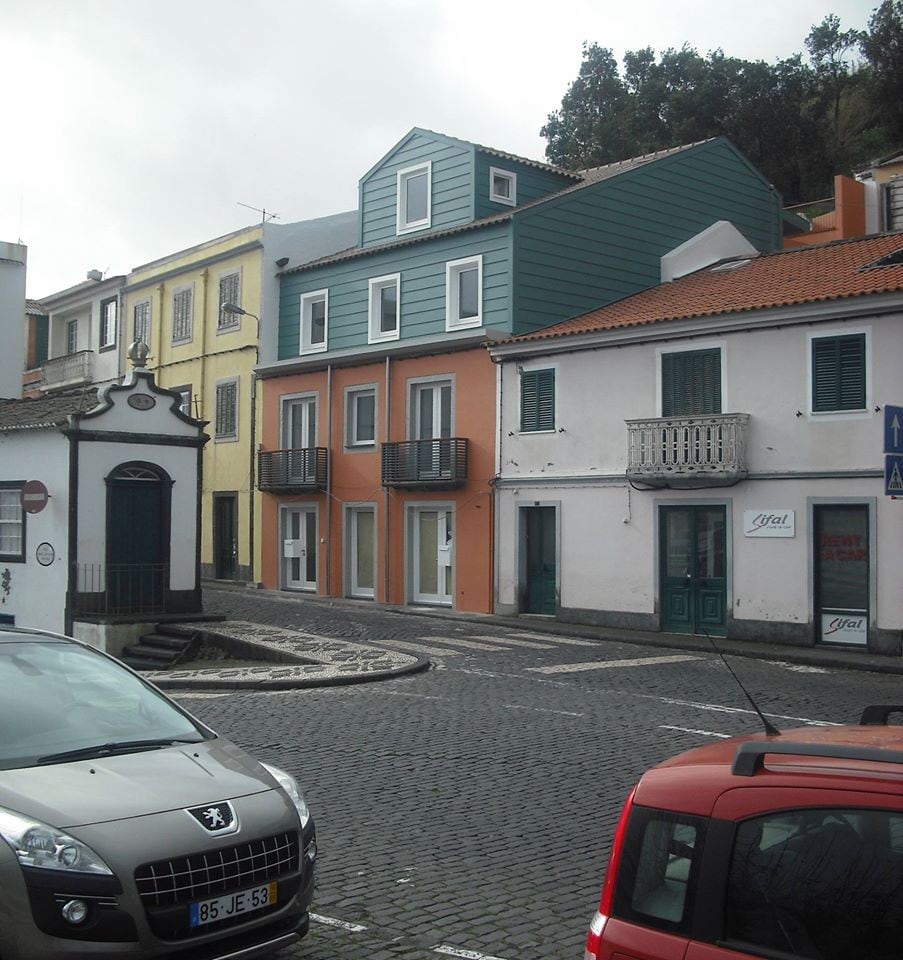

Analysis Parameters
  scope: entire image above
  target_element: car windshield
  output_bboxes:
[0,640,206,770]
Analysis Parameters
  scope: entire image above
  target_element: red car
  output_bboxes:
[585,705,903,960]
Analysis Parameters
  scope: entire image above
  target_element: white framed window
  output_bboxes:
[368,273,401,343]
[66,318,78,354]
[172,286,193,343]
[396,162,431,234]
[133,300,151,345]
[489,167,517,206]
[99,297,117,349]
[446,255,483,331]
[215,378,239,440]
[171,383,193,417]
[300,289,328,354]
[217,272,241,330]
[0,486,24,562]
[346,386,377,447]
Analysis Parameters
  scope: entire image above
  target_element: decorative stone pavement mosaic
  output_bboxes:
[145,620,428,691]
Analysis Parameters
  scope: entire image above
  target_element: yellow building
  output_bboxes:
[121,214,357,582]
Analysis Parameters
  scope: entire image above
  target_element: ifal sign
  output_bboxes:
[821,613,868,646]
[743,510,795,538]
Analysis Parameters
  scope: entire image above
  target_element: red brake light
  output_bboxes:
[584,785,636,960]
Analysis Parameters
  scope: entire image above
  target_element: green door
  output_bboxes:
[661,506,726,636]
[524,507,556,615]
[108,476,167,613]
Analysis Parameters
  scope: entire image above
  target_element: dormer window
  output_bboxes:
[490,167,517,206]
[397,162,431,234]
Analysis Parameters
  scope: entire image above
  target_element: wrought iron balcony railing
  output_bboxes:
[626,413,749,487]
[258,448,328,491]
[71,562,169,616]
[381,438,468,488]
[41,350,95,389]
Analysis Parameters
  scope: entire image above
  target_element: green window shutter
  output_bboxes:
[521,369,555,432]
[812,334,865,412]
[662,349,721,416]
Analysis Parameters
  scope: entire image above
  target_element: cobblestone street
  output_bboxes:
[176,588,903,960]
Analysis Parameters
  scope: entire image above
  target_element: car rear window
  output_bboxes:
[613,806,706,934]
[724,808,903,960]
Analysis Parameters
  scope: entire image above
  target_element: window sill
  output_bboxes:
[216,323,240,335]
[396,220,430,236]
[214,435,239,443]
[171,338,193,346]
[344,443,377,452]
[98,344,117,353]
[518,429,557,436]
[446,317,482,332]
[0,555,26,564]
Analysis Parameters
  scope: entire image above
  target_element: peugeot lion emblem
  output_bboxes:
[186,800,239,836]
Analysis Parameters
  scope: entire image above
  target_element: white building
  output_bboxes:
[0,348,208,652]
[489,233,903,656]
[0,241,27,398]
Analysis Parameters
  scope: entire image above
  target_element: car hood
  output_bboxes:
[0,738,274,828]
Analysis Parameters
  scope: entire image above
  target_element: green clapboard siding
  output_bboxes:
[473,150,575,220]
[278,223,512,358]
[360,131,475,248]
[512,138,782,334]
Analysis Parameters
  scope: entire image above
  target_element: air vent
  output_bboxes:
[710,258,752,274]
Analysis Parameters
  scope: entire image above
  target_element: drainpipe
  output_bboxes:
[248,368,257,583]
[491,357,502,613]
[325,363,333,596]
[198,270,209,416]
[383,355,391,603]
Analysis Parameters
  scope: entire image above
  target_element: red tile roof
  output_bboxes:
[506,233,903,344]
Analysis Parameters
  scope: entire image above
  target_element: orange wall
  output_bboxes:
[259,346,497,613]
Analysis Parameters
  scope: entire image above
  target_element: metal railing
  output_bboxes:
[784,197,837,234]
[42,350,95,388]
[72,562,169,615]
[381,438,468,487]
[626,414,749,485]
[258,448,328,491]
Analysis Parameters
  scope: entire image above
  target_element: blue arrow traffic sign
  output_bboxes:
[885,455,903,497]
[885,405,903,454]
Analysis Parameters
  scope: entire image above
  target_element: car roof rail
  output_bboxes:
[732,741,903,777]
[860,704,903,726]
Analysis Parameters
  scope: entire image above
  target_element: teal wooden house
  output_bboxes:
[273,128,783,364]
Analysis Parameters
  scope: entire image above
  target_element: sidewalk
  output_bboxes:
[146,585,903,691]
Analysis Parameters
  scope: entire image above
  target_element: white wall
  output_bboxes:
[0,242,27,399]
[0,429,70,632]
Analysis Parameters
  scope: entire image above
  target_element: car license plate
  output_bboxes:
[188,881,277,927]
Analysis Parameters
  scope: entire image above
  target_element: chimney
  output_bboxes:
[86,269,103,282]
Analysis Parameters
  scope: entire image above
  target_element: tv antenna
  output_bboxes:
[237,201,280,224]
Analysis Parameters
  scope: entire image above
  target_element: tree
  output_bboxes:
[860,0,903,139]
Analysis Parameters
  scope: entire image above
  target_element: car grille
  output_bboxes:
[133,831,303,940]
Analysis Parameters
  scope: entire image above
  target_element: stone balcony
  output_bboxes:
[40,350,95,391]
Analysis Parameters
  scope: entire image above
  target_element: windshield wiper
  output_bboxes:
[37,737,203,765]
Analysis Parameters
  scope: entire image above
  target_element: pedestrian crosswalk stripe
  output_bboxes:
[418,635,512,652]
[366,638,462,657]
[508,632,599,647]
[465,635,554,650]
[529,654,704,674]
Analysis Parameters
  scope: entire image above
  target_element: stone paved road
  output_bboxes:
[176,589,903,960]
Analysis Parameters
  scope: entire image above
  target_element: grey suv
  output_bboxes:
[0,626,316,959]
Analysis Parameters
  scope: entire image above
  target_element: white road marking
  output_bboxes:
[310,913,368,932]
[659,697,840,726]
[765,660,829,674]
[381,691,453,702]
[420,636,512,652]
[366,638,462,657]
[512,632,600,646]
[433,946,511,960]
[529,654,704,674]
[661,725,731,739]
[174,692,229,700]
[503,703,585,717]
[465,635,554,650]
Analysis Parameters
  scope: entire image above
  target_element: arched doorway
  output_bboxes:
[106,462,172,613]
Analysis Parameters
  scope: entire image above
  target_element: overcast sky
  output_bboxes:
[1,0,876,298]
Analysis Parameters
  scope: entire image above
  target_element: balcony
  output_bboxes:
[41,350,95,391]
[626,413,749,487]
[258,448,328,492]
[381,438,468,488]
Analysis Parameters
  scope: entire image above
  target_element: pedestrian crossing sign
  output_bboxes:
[885,455,903,497]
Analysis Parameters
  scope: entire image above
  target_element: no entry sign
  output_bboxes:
[21,480,49,514]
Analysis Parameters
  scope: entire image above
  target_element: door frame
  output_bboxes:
[344,502,377,599]
[279,391,318,449]
[212,491,239,580]
[405,374,455,440]
[278,501,319,592]
[655,498,733,635]
[808,496,876,645]
[404,500,455,606]
[516,499,560,615]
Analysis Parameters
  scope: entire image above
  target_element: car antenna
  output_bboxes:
[703,629,781,737]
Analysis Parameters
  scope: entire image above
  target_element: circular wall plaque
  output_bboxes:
[36,542,55,566]
[128,393,156,410]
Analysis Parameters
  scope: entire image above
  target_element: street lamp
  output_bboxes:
[221,302,261,585]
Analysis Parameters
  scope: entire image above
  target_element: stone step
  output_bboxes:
[120,655,171,672]
[141,633,191,651]
[121,643,179,663]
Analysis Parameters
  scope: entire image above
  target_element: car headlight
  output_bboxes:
[0,807,113,875]
[260,762,310,828]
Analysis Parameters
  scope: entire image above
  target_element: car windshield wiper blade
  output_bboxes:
[37,737,202,765]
